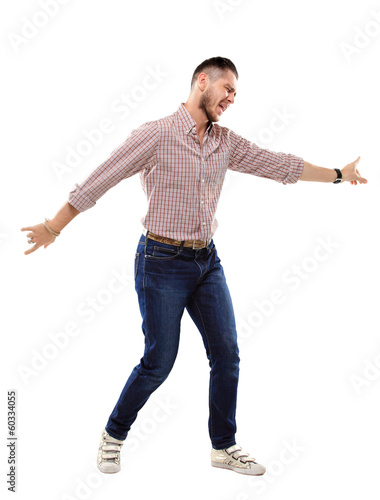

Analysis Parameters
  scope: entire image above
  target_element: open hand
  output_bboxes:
[342,156,367,185]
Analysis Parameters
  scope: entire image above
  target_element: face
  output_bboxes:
[198,69,237,123]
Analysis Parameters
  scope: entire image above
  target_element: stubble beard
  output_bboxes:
[199,87,219,123]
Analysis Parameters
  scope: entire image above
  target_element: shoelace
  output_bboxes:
[100,434,123,462]
[225,444,256,464]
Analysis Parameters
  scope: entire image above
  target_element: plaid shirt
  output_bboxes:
[68,103,304,240]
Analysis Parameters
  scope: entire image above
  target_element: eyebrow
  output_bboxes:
[226,84,237,94]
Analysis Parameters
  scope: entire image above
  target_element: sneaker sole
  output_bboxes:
[97,463,121,474]
[211,461,265,476]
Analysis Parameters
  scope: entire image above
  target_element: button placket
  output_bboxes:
[200,156,206,236]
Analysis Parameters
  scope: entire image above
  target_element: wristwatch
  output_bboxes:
[333,168,342,184]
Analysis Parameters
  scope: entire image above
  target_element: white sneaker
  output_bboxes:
[211,444,266,475]
[97,429,124,473]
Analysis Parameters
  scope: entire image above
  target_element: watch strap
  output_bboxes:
[333,168,342,183]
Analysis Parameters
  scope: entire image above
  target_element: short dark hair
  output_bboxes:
[190,57,238,89]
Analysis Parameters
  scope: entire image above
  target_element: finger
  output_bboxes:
[26,235,38,244]
[355,170,367,184]
[347,156,360,170]
[24,245,39,255]
[352,156,360,167]
[21,226,34,232]
[26,232,35,238]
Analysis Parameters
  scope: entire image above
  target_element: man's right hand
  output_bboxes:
[21,223,56,255]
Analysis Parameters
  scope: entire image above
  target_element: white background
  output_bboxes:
[1,0,379,499]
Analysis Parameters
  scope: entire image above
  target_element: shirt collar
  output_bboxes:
[177,103,214,136]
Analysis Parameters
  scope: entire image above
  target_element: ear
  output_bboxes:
[197,72,208,91]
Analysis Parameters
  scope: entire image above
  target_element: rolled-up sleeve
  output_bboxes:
[227,130,304,185]
[68,120,159,211]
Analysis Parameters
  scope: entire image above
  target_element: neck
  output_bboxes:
[184,97,210,137]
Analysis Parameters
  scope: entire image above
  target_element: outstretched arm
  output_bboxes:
[21,120,159,256]
[300,156,367,184]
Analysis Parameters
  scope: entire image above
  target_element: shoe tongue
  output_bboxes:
[105,433,124,444]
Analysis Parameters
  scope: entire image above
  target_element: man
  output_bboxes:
[21,57,367,476]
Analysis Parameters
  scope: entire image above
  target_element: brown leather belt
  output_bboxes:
[143,228,211,249]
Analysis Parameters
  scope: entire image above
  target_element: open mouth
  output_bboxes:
[218,104,226,113]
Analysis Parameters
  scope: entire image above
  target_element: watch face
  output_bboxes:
[333,169,342,183]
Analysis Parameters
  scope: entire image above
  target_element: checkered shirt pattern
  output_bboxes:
[68,103,304,240]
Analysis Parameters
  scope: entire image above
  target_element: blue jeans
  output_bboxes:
[105,232,240,449]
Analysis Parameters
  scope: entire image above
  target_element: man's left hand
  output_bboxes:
[342,156,368,185]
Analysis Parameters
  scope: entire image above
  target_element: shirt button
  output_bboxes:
[201,179,205,182]
[202,222,206,226]
[201,200,204,204]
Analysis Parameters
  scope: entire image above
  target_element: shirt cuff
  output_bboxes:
[282,155,304,184]
[68,184,95,212]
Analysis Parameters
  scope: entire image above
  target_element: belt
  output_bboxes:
[142,228,211,249]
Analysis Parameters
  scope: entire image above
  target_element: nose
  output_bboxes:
[227,92,235,105]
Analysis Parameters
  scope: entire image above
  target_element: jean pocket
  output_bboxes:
[145,243,181,260]
[134,252,140,280]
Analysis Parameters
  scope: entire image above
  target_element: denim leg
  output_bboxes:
[185,249,240,450]
[105,239,188,440]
